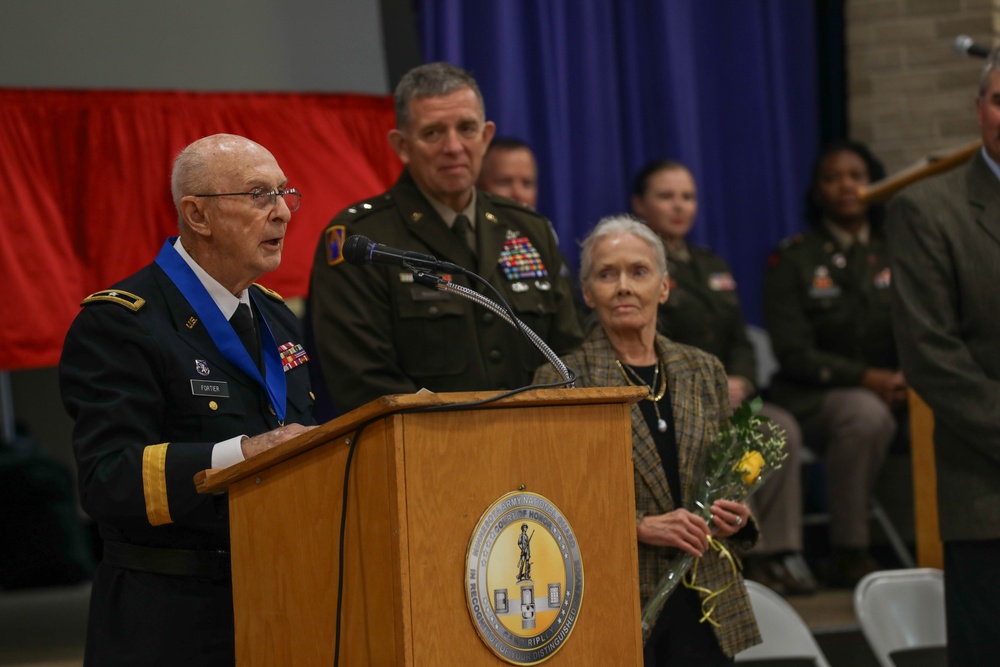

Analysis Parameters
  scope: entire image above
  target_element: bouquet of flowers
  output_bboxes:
[640,396,788,644]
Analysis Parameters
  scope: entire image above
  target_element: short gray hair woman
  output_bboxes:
[536,215,761,665]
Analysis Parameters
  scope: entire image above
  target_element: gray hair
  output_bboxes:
[394,62,486,130]
[171,145,215,212]
[979,47,1000,98]
[579,215,668,288]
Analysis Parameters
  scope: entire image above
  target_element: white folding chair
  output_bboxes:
[853,568,946,667]
[735,580,832,666]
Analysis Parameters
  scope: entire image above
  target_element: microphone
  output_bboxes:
[953,35,991,59]
[342,234,468,275]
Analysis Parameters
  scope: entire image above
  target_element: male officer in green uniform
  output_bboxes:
[763,141,905,587]
[308,63,582,413]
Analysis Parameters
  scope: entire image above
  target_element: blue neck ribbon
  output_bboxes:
[155,238,287,422]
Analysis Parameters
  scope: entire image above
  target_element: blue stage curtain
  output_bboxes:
[419,0,819,324]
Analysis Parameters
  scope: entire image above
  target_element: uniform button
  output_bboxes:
[483,312,495,324]
[489,349,503,363]
[428,306,439,315]
[269,404,276,415]
[208,401,218,411]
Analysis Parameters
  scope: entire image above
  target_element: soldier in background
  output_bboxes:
[763,140,903,588]
[632,159,815,596]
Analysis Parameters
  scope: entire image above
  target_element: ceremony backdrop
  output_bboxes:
[421,0,820,327]
[0,90,398,370]
[1,0,821,370]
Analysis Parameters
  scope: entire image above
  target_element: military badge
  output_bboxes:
[808,266,841,298]
[707,272,737,291]
[498,236,548,281]
[326,225,346,266]
[195,359,210,376]
[278,342,309,371]
[465,491,584,664]
[873,267,891,289]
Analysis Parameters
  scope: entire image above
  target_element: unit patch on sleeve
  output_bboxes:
[326,225,346,266]
[498,236,548,281]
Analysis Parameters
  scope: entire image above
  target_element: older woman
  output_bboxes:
[535,216,760,665]
[631,159,814,596]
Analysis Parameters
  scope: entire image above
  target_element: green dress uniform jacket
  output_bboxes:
[658,245,757,385]
[309,169,583,413]
[59,262,316,667]
[888,151,1000,542]
[762,226,898,418]
[534,329,762,657]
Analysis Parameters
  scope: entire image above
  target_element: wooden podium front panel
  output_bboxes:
[228,418,407,666]
[399,401,643,665]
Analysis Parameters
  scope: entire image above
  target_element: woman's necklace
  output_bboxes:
[615,358,669,432]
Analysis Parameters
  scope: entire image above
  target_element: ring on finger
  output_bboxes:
[734,516,743,526]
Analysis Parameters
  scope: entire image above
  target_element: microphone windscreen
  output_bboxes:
[954,35,973,56]
[342,235,373,265]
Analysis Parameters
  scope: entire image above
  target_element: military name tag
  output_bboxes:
[465,491,584,664]
[190,380,230,397]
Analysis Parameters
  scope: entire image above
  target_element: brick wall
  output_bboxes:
[846,0,997,173]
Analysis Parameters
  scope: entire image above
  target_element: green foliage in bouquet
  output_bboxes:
[641,396,788,643]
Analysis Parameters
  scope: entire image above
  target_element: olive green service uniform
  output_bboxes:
[658,244,803,557]
[308,169,583,413]
[762,225,898,548]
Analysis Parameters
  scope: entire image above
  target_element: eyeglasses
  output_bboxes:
[193,186,301,212]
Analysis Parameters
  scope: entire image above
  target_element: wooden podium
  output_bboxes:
[196,386,646,666]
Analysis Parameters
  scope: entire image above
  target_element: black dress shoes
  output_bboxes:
[743,552,818,596]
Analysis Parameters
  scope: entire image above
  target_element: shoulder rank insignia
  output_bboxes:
[252,283,284,302]
[81,290,145,311]
[326,225,346,266]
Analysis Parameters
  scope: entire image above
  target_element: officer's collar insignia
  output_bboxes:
[485,211,498,223]
[81,289,145,311]
[411,212,423,222]
[195,360,210,376]
[465,490,584,663]
[326,225,346,266]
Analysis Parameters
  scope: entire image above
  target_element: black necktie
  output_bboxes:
[230,302,260,367]
[452,214,476,256]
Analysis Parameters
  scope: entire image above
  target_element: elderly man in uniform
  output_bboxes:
[59,134,317,667]
[309,62,582,413]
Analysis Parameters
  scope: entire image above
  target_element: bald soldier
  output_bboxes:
[59,134,317,666]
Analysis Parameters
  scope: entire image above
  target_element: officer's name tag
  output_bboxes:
[191,380,230,397]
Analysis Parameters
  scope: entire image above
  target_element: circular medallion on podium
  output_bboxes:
[465,491,584,664]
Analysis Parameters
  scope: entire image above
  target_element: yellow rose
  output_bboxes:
[735,450,765,485]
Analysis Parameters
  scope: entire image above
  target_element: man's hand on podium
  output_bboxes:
[241,424,318,459]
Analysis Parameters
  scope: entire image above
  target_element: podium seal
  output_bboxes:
[465,491,584,664]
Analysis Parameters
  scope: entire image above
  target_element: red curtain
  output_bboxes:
[0,89,400,370]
